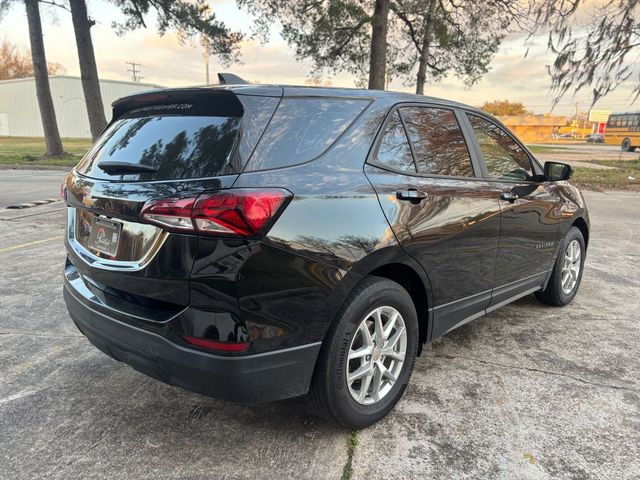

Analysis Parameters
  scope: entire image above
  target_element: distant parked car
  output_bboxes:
[62,84,590,428]
[559,133,574,139]
[586,134,604,143]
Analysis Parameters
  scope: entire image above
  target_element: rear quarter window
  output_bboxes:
[243,97,369,171]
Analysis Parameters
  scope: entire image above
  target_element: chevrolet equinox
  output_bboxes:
[62,84,589,428]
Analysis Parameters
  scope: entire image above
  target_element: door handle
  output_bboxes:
[396,189,428,203]
[500,191,519,203]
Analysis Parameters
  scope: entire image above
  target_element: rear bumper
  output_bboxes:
[63,277,321,403]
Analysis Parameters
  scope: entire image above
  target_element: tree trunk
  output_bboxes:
[69,0,107,140]
[368,0,390,90]
[24,0,64,157]
[416,0,437,95]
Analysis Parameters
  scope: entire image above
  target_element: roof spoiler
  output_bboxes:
[217,73,249,85]
[111,88,244,122]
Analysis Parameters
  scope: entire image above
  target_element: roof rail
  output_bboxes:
[217,73,249,85]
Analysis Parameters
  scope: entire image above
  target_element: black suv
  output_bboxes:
[62,84,589,428]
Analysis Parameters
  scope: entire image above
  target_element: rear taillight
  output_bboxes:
[140,189,292,237]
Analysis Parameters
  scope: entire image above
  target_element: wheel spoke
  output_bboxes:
[384,326,405,351]
[370,365,383,401]
[382,348,405,362]
[383,311,399,340]
[373,308,384,343]
[349,345,373,361]
[377,361,397,383]
[361,321,374,348]
[348,362,374,383]
[358,371,374,402]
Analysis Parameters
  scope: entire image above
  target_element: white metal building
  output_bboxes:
[0,75,163,138]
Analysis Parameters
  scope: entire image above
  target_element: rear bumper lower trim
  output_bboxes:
[64,279,321,403]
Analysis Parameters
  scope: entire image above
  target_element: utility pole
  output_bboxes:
[126,61,142,82]
[203,37,210,85]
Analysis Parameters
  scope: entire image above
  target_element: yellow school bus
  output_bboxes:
[605,112,640,151]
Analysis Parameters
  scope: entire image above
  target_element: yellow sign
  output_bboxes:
[588,110,610,122]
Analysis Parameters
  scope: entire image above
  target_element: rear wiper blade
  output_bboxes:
[97,161,159,174]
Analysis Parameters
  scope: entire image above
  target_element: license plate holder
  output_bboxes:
[87,217,122,257]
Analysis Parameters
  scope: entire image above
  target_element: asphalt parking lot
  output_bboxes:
[0,172,638,479]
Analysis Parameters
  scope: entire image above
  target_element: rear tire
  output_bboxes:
[621,138,636,152]
[310,276,419,429]
[535,226,585,306]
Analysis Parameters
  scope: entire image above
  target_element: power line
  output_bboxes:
[126,61,143,82]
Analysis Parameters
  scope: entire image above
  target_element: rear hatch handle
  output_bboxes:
[97,161,159,174]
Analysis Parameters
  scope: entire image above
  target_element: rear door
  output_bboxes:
[365,104,502,338]
[463,112,561,309]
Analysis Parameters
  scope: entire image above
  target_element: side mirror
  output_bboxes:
[544,161,573,181]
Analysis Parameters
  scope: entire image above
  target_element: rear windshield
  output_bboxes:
[77,114,241,181]
[244,97,369,171]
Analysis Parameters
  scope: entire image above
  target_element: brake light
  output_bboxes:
[140,189,291,237]
[182,336,250,352]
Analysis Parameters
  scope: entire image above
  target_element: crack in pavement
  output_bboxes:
[427,353,639,394]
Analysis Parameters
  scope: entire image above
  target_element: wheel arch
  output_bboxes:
[335,249,434,354]
[572,216,589,249]
[368,263,431,352]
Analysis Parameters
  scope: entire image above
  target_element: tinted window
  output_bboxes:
[235,95,279,169]
[78,114,241,181]
[245,97,369,171]
[374,111,415,172]
[400,107,473,177]
[467,114,533,181]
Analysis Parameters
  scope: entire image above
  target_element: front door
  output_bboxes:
[463,113,562,309]
[365,105,502,338]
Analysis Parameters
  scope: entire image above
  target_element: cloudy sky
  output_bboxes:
[2,0,638,115]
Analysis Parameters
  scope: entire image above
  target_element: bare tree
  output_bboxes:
[69,0,107,141]
[368,0,390,89]
[24,0,64,157]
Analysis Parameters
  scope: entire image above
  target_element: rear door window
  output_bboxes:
[78,113,241,181]
[399,106,474,177]
[243,97,369,171]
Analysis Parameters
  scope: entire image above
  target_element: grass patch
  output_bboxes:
[526,144,573,154]
[0,136,91,167]
[572,159,640,191]
[342,431,359,480]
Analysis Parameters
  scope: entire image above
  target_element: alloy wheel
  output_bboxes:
[346,306,407,405]
[561,239,581,294]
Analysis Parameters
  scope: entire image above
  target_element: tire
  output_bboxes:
[535,226,586,306]
[621,138,636,152]
[310,276,419,429]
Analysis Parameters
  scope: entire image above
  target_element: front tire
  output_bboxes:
[310,276,419,428]
[536,226,585,306]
